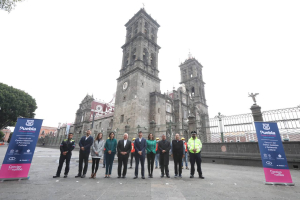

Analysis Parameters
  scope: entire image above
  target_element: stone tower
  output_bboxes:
[179,54,209,142]
[179,53,207,107]
[113,8,161,137]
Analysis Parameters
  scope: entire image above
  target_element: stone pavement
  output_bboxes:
[0,145,299,200]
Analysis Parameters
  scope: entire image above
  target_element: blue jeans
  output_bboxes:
[155,153,160,168]
[105,152,115,175]
[182,152,188,167]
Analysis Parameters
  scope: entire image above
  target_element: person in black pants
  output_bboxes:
[53,133,75,178]
[117,133,131,178]
[158,134,171,178]
[75,130,93,178]
[133,131,147,179]
[146,133,156,178]
[171,133,185,178]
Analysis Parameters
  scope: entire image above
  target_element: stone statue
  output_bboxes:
[181,83,186,93]
[248,93,259,105]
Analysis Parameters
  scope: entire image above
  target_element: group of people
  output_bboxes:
[53,130,204,179]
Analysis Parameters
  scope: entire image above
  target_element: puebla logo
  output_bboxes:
[262,123,270,130]
[25,120,34,126]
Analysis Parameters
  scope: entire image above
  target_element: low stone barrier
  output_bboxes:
[201,142,300,169]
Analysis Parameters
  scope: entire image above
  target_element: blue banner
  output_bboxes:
[0,118,43,179]
[254,122,293,183]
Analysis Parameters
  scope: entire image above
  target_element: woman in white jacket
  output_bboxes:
[90,133,105,179]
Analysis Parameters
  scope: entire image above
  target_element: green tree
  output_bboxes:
[0,130,4,141]
[0,83,37,130]
[0,0,23,13]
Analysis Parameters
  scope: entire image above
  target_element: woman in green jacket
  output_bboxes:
[104,132,117,178]
[146,133,156,178]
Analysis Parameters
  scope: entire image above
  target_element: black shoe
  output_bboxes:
[122,176,126,178]
[75,174,81,178]
[190,175,194,178]
[117,176,121,178]
[133,176,138,179]
[160,174,164,178]
[64,175,68,178]
[81,174,86,178]
[129,166,132,169]
[155,167,158,169]
[150,175,153,178]
[179,175,182,178]
[53,175,60,178]
[174,174,178,178]
[142,176,145,179]
[199,175,205,179]
[166,175,170,178]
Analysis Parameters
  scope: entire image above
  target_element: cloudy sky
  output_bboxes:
[1,0,300,127]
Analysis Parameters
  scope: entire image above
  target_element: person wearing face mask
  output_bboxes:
[187,131,204,179]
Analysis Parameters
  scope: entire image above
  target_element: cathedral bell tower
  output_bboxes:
[113,8,161,137]
[179,53,207,107]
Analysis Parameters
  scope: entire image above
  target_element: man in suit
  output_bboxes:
[171,133,185,178]
[117,133,131,178]
[158,134,171,178]
[134,131,147,179]
[75,130,94,178]
[53,133,75,178]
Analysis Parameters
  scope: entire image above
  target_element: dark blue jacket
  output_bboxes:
[79,135,94,155]
[134,138,147,156]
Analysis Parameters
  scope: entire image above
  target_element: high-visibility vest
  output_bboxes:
[131,142,135,153]
[187,137,202,153]
[184,142,188,152]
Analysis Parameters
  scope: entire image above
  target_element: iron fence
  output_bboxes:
[206,106,300,143]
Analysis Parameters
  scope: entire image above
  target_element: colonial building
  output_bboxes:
[72,8,209,142]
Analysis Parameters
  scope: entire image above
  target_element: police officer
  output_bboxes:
[188,131,204,179]
[53,133,75,178]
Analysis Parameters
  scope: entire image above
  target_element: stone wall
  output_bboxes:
[201,142,300,169]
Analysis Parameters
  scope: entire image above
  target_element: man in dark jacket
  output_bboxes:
[171,133,185,178]
[158,134,171,178]
[75,130,94,178]
[117,133,131,178]
[53,133,75,178]
[134,131,147,179]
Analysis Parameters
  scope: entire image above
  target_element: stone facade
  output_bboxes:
[72,8,209,142]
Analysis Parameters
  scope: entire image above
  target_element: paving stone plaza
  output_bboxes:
[0,145,299,200]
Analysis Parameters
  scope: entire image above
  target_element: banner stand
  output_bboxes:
[0,118,43,181]
[0,177,29,182]
[265,182,295,186]
[254,122,294,186]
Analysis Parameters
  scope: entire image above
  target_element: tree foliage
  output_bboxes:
[0,130,4,141]
[0,83,37,129]
[0,0,23,13]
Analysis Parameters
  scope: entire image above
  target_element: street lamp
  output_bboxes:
[215,112,225,143]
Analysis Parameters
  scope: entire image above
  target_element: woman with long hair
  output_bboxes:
[104,132,117,178]
[90,132,104,179]
[146,133,156,178]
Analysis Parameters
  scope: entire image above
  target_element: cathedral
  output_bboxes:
[72,8,209,142]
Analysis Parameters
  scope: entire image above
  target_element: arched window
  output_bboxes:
[191,87,195,96]
[124,53,129,67]
[144,28,148,35]
[143,48,149,64]
[132,48,136,62]
[150,53,156,68]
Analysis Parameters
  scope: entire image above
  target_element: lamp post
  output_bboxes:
[216,112,224,143]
